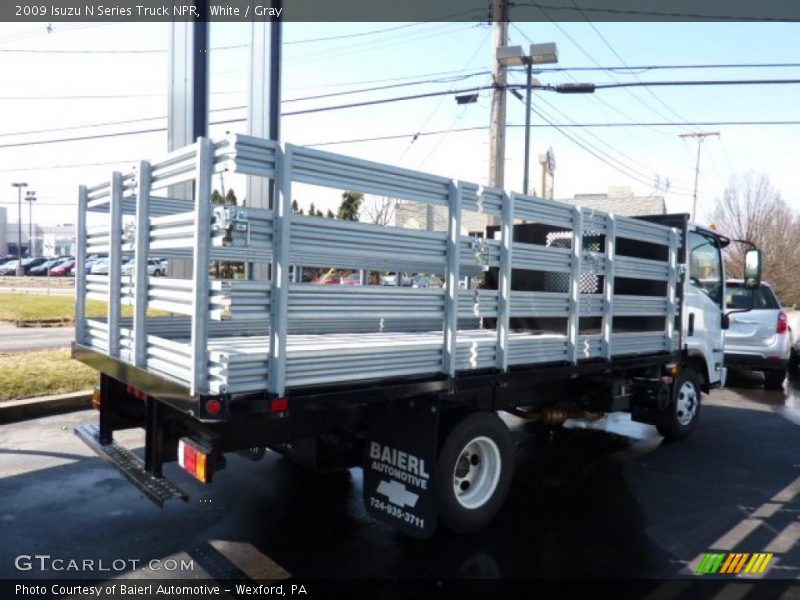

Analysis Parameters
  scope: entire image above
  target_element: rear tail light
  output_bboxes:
[178,438,212,483]
[271,398,289,413]
[778,311,788,334]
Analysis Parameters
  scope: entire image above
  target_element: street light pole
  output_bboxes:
[11,182,28,275]
[497,43,558,196]
[25,191,36,257]
[523,60,532,195]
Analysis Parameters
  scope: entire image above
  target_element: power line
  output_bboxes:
[530,62,800,73]
[283,12,486,45]
[510,23,674,138]
[0,105,244,138]
[532,12,679,123]
[0,159,137,173]
[517,87,687,191]
[0,43,246,54]
[522,79,693,191]
[282,85,500,117]
[587,78,800,90]
[569,0,687,122]
[282,71,489,103]
[0,72,489,103]
[511,2,800,21]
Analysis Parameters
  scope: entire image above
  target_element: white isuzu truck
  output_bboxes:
[71,135,762,537]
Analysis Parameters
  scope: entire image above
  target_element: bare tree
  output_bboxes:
[362,195,396,226]
[711,172,800,304]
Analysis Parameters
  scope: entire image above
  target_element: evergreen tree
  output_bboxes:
[326,209,335,219]
[337,190,363,221]
[225,189,238,205]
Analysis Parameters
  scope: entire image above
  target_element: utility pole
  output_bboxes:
[679,131,719,220]
[488,0,510,193]
[25,191,36,257]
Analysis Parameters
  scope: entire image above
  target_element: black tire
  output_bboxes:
[436,412,514,534]
[790,351,800,376]
[764,369,787,390]
[657,367,702,441]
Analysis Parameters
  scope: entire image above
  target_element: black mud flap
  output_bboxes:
[630,377,671,426]
[363,399,439,539]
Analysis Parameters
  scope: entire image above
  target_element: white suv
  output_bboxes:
[724,280,790,389]
[121,258,165,277]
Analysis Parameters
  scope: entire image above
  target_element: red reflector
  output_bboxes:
[205,399,222,416]
[271,398,289,412]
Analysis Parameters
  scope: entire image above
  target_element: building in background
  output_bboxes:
[395,186,665,237]
[558,187,666,216]
[0,218,75,257]
[0,208,6,255]
[39,223,77,257]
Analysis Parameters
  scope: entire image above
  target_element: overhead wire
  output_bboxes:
[569,0,687,122]
[510,23,674,138]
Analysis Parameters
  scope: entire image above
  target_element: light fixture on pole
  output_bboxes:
[497,43,559,195]
[25,190,36,257]
[11,182,28,275]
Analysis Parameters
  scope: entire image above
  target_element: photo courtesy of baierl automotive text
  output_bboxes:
[1,1,800,597]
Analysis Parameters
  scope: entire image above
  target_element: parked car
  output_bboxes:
[725,280,791,389]
[412,274,443,289]
[121,258,166,277]
[91,257,131,275]
[0,257,47,276]
[0,260,19,275]
[29,257,70,276]
[0,254,16,265]
[50,260,76,276]
[380,271,413,286]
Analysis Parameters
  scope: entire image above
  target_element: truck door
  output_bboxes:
[685,230,725,385]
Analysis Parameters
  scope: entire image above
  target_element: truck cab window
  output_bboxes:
[688,232,723,307]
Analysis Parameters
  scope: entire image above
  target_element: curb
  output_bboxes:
[0,390,93,424]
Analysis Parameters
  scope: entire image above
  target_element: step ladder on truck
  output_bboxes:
[71,134,762,537]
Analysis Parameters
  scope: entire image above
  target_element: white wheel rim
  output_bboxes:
[676,381,698,426]
[452,436,502,510]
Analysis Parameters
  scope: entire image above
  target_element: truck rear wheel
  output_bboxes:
[436,412,513,534]
[657,367,701,441]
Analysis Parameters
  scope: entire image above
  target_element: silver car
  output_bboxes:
[724,280,790,389]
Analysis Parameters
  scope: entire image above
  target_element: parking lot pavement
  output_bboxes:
[2,375,800,583]
[0,326,74,352]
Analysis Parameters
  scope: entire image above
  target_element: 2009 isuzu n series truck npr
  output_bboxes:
[72,135,761,537]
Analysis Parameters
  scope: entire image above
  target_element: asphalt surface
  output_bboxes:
[3,371,800,586]
[0,326,74,352]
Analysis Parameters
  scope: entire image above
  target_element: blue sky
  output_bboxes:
[0,20,798,226]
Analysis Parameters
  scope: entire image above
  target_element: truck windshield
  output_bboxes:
[688,231,723,307]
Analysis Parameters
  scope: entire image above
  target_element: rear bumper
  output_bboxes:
[724,353,788,371]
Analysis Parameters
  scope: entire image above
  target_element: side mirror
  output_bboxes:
[744,249,762,289]
[721,313,730,330]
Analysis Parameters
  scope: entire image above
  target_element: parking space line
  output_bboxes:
[752,503,783,518]
[773,476,800,504]
[765,522,800,554]
[710,519,763,551]
[209,540,291,580]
